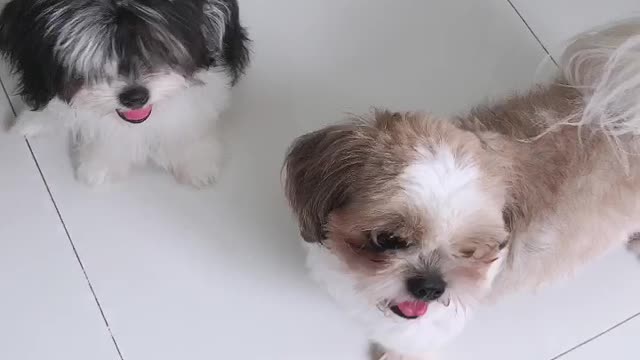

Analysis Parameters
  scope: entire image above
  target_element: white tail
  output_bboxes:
[561,19,640,137]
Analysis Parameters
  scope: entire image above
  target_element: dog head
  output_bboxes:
[0,0,249,123]
[284,111,512,320]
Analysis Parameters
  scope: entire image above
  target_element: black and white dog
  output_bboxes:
[0,0,250,186]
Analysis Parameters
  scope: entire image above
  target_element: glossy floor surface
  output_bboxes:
[0,0,639,359]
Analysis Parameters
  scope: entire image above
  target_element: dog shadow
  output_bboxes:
[1,104,14,131]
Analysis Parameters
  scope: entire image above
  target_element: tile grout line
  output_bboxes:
[550,311,640,359]
[504,1,637,358]
[0,76,125,360]
[24,141,126,360]
[505,0,559,67]
[504,2,640,357]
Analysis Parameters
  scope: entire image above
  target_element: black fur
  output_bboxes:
[0,0,250,110]
[219,0,251,84]
[0,0,65,109]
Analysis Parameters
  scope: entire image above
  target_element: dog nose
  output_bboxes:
[406,275,447,301]
[118,86,150,109]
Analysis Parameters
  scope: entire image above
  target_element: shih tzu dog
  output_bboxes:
[284,20,640,359]
[0,0,249,186]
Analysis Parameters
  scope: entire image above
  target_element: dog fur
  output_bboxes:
[284,20,640,359]
[0,0,250,186]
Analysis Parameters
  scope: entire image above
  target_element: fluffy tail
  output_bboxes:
[561,18,640,137]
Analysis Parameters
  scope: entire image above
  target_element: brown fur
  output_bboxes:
[459,81,640,292]
[284,78,640,298]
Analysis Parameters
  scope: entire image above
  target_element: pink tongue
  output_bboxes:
[120,106,152,121]
[397,301,428,317]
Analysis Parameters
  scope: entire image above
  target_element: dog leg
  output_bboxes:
[8,99,69,136]
[73,139,132,186]
[166,135,221,188]
[10,109,52,137]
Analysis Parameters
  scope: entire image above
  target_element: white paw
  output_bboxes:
[168,137,221,188]
[10,112,46,138]
[172,157,220,188]
[74,158,129,186]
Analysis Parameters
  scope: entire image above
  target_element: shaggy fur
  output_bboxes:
[0,0,250,186]
[284,20,640,359]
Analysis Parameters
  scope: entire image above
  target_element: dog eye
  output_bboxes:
[459,248,476,258]
[370,232,410,252]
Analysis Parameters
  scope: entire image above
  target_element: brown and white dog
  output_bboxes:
[284,20,640,359]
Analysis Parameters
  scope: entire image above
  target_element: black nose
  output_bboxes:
[118,86,150,109]
[406,275,447,301]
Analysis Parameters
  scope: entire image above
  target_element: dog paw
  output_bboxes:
[75,160,128,186]
[168,137,221,188]
[172,159,220,188]
[9,113,46,138]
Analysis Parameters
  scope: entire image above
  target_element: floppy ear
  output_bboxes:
[0,0,58,110]
[203,0,250,84]
[220,0,250,83]
[284,111,423,243]
[283,126,367,243]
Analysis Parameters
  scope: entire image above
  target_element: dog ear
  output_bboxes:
[499,200,525,253]
[283,125,369,243]
[203,0,250,84]
[0,0,58,110]
[220,0,250,83]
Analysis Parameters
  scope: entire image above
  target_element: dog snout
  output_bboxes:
[406,274,447,301]
[118,86,150,109]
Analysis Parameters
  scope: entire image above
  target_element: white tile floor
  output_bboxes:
[0,1,639,359]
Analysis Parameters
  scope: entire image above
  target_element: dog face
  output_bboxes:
[0,0,249,123]
[285,111,510,320]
